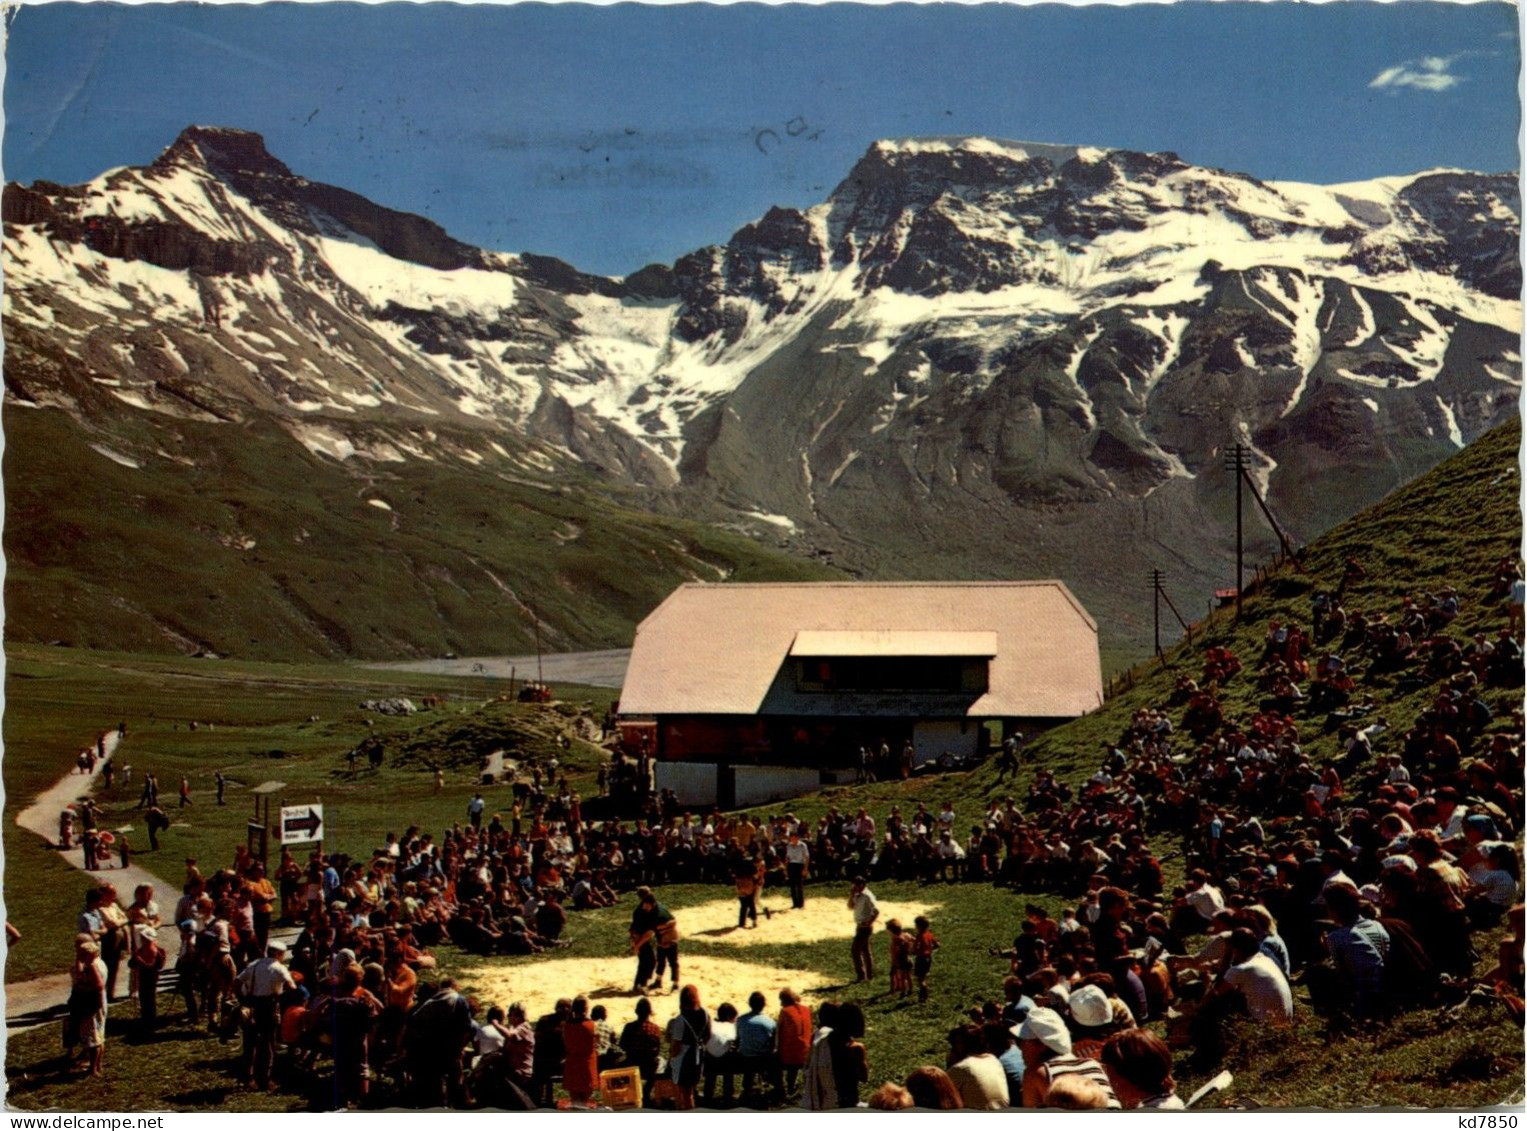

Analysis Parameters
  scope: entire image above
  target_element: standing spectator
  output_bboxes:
[848,877,879,983]
[670,984,711,1110]
[801,1002,839,1111]
[128,926,166,1035]
[245,864,277,953]
[530,998,571,1108]
[173,919,200,1022]
[703,1002,740,1105]
[235,940,296,1090]
[408,978,474,1108]
[468,793,485,831]
[827,1002,869,1108]
[786,833,811,909]
[215,772,226,806]
[777,988,813,1099]
[66,937,108,1076]
[179,777,193,808]
[561,995,599,1107]
[618,997,664,1104]
[96,885,130,1001]
[736,990,778,1102]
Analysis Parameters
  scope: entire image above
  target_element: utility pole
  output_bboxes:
[1149,569,1165,659]
[1224,443,1251,620]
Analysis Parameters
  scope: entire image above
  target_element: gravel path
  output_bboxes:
[365,647,630,689]
[8,731,179,1028]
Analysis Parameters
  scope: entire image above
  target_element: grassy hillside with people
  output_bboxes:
[3,420,1519,1112]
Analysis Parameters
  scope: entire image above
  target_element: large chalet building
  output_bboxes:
[617,581,1103,807]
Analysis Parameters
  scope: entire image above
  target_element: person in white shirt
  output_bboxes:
[947,1023,1012,1109]
[848,877,879,982]
[474,1005,510,1062]
[937,831,967,882]
[786,834,811,909]
[1182,870,1226,927]
[1216,930,1293,1025]
[236,940,296,1089]
[703,1002,741,1103]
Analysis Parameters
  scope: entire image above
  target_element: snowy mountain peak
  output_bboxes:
[2,125,1519,511]
[869,137,1106,166]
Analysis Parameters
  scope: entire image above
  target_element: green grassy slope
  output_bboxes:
[3,406,840,662]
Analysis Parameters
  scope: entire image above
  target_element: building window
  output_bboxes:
[794,657,988,694]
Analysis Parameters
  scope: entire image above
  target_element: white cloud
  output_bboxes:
[1369,54,1465,92]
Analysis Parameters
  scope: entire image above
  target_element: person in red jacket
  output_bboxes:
[562,995,600,1108]
[776,987,813,1099]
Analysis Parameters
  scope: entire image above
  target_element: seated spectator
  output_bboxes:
[866,1082,912,1110]
[904,1066,963,1110]
[1046,1074,1113,1109]
[945,1023,1010,1110]
[1100,1028,1184,1109]
[1217,933,1294,1035]
[1016,1007,1120,1109]
[1321,883,1391,1020]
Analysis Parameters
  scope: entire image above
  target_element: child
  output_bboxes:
[886,919,913,997]
[912,915,940,1002]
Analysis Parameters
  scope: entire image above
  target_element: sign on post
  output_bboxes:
[280,804,325,844]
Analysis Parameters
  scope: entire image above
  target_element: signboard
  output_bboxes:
[280,804,325,844]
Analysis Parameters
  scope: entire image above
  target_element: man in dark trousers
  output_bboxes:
[786,832,811,909]
[530,998,572,1107]
[145,805,170,851]
[407,978,474,1107]
[235,939,295,1089]
[628,887,667,992]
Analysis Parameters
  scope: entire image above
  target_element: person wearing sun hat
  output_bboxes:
[236,938,296,1090]
[1014,1006,1119,1109]
[67,936,108,1076]
[1064,982,1127,1052]
[128,924,167,1033]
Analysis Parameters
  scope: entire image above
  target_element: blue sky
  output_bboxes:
[3,2,1520,275]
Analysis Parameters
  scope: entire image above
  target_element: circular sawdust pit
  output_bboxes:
[457,894,943,1021]
[460,953,837,1024]
[675,895,944,946]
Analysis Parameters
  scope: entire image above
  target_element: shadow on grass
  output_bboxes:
[5,1054,87,1095]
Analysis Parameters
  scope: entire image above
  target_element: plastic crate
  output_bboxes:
[600,1066,642,1109]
